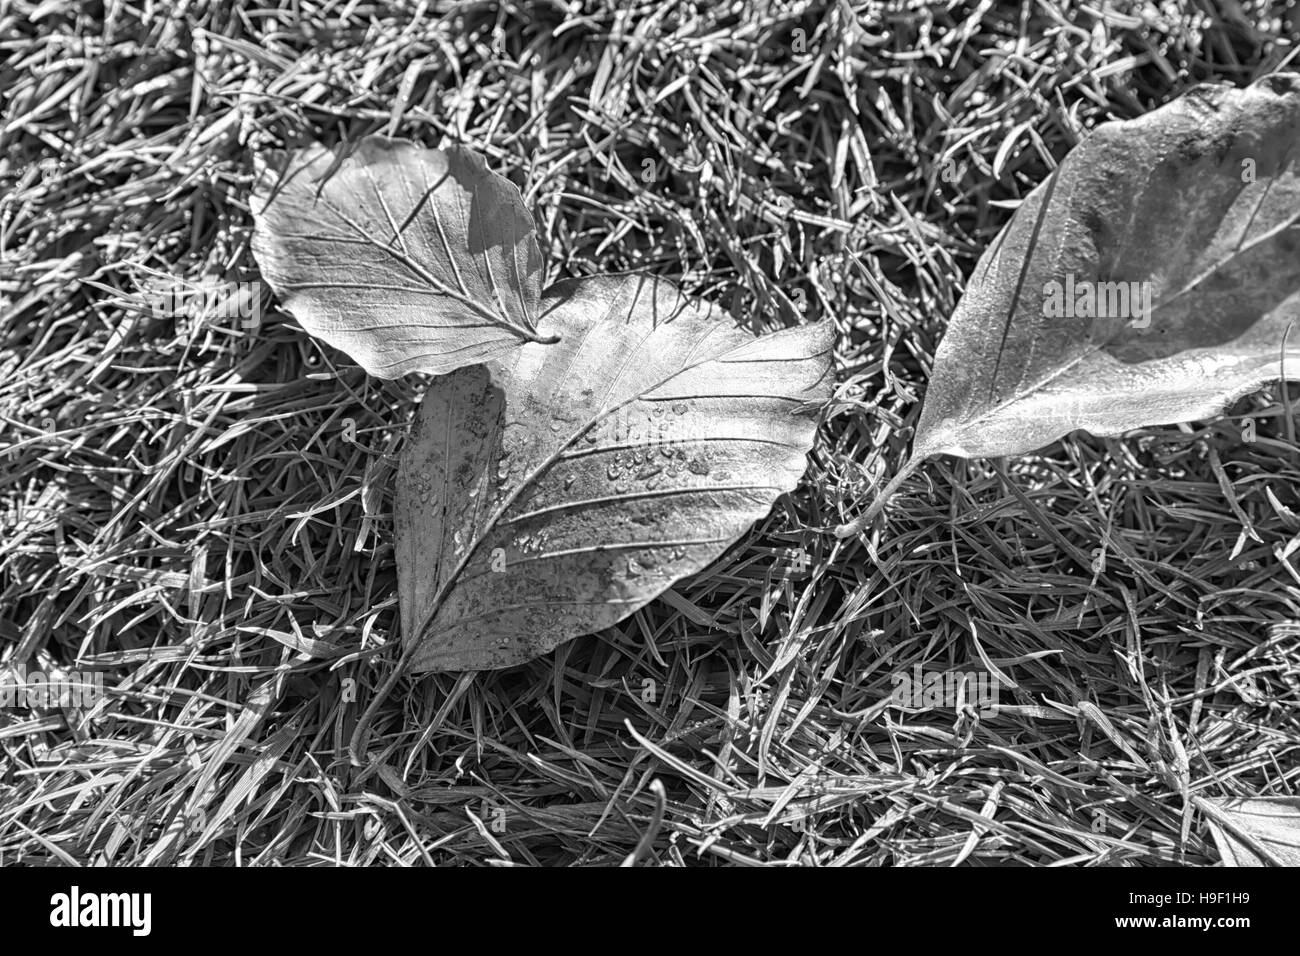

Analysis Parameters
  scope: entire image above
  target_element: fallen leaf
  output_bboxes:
[838,74,1300,536]
[250,136,557,378]
[396,274,833,671]
[1202,796,1300,866]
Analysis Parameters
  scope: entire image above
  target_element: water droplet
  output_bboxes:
[672,402,688,415]
[607,462,622,479]
[615,481,628,494]
[626,557,641,577]
[689,458,710,475]
[549,420,561,432]
[564,473,576,489]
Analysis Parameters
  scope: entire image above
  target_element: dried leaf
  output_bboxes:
[396,274,833,671]
[1203,796,1300,866]
[250,136,556,378]
[838,74,1300,535]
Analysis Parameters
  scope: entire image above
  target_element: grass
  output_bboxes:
[1,0,1298,866]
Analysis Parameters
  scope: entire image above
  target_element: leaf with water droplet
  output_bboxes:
[395,274,833,671]
[837,75,1300,536]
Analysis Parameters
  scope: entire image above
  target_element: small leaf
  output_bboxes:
[396,274,833,672]
[250,136,556,378]
[838,74,1300,535]
[1203,796,1300,866]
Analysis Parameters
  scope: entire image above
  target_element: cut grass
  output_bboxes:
[1,0,1298,865]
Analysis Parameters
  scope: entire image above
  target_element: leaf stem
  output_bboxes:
[834,454,923,538]
[348,638,423,766]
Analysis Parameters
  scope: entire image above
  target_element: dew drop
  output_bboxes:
[671,402,688,415]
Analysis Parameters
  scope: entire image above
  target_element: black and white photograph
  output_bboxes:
[0,0,1295,919]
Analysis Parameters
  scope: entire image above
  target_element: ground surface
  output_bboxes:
[2,0,1298,865]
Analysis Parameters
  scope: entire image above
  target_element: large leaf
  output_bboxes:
[1202,796,1300,866]
[395,274,833,672]
[837,74,1300,536]
[250,136,556,378]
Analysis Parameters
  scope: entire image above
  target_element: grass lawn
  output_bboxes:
[1,0,1298,865]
